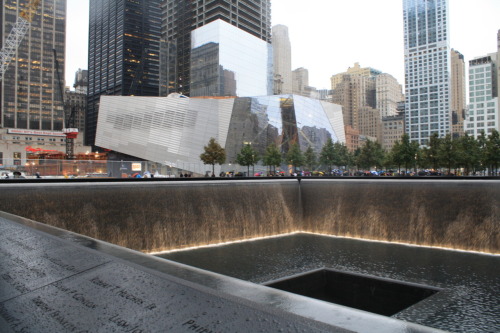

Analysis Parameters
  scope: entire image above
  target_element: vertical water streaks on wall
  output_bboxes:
[0,179,498,253]
[299,179,499,253]
[0,181,301,252]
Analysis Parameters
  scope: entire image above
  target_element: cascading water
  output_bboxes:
[0,178,498,254]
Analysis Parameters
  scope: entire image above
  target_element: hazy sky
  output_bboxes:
[65,0,500,90]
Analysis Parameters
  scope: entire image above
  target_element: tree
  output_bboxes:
[320,138,335,175]
[423,132,441,170]
[438,134,458,174]
[389,140,403,173]
[200,137,226,176]
[304,146,317,171]
[398,134,419,172]
[486,129,500,175]
[334,142,351,172]
[455,134,480,175]
[285,143,304,174]
[477,131,489,175]
[263,144,282,174]
[236,144,259,176]
[356,140,385,171]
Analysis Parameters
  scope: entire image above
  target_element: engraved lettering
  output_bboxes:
[49,311,78,332]
[32,296,53,313]
[183,320,196,326]
[108,314,145,332]
[10,257,46,278]
[0,303,21,326]
[72,294,97,309]
[144,303,157,310]
[115,289,144,305]
[41,254,77,272]
[1,273,30,293]
[181,319,218,333]
[90,276,112,289]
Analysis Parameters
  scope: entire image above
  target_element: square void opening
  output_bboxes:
[264,268,441,316]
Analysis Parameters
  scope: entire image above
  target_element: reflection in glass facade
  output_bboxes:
[96,94,345,175]
[190,20,272,98]
[161,0,271,96]
[1,0,66,131]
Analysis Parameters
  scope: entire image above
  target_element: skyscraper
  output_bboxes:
[0,0,66,131]
[464,53,498,138]
[331,74,377,134]
[450,49,466,138]
[162,0,271,96]
[403,0,451,145]
[375,73,404,118]
[272,25,292,94]
[86,0,162,147]
[292,67,309,97]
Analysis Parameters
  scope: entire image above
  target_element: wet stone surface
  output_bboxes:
[0,217,347,333]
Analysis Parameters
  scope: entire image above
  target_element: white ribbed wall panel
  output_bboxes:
[96,96,221,172]
[322,101,346,143]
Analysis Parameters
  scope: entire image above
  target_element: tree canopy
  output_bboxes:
[285,143,304,173]
[262,144,282,173]
[199,137,226,176]
[236,144,259,176]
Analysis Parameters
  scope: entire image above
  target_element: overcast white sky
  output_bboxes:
[65,0,500,90]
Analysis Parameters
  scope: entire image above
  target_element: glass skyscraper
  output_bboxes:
[0,0,66,131]
[403,0,451,145]
[87,0,162,147]
[161,0,271,96]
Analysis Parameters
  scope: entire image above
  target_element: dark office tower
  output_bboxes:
[162,0,272,96]
[86,0,162,147]
[0,0,66,131]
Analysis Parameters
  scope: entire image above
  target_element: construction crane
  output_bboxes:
[0,0,41,80]
[53,49,78,159]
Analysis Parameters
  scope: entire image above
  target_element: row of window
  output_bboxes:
[466,122,496,128]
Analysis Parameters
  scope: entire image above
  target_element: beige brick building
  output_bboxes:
[382,114,405,151]
[376,73,404,118]
[330,63,382,90]
[332,74,376,130]
[358,107,382,142]
[345,125,360,152]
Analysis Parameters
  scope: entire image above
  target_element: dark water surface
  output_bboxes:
[158,233,500,333]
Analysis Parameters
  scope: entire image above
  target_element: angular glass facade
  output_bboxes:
[95,94,345,175]
[190,20,273,98]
